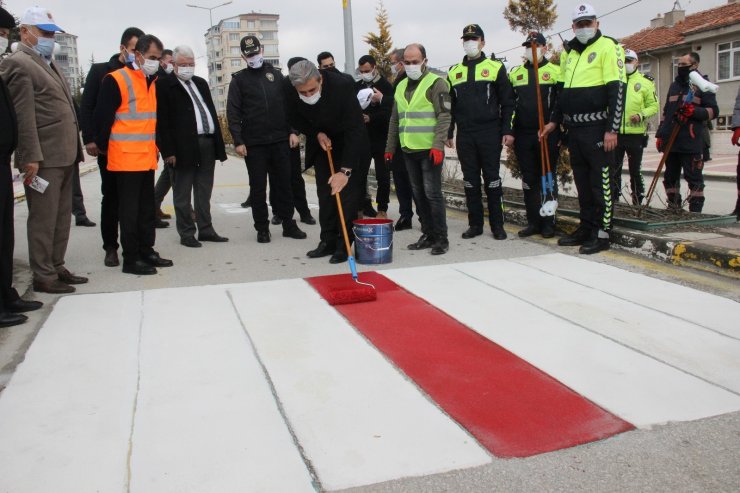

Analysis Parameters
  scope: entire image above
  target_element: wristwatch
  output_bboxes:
[339,167,352,177]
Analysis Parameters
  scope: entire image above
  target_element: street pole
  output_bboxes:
[342,0,355,76]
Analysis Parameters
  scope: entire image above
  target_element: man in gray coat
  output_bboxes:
[0,7,88,293]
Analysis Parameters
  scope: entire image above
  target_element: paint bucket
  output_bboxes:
[353,218,394,265]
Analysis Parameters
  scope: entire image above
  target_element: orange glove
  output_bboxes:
[384,152,393,164]
[732,128,740,146]
[656,138,663,153]
[429,148,444,166]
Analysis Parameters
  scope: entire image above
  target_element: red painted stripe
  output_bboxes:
[307,272,634,458]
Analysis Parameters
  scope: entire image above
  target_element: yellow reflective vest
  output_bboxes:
[395,73,444,150]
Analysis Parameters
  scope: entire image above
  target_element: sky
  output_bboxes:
[1,0,725,78]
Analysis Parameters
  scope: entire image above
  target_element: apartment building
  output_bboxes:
[53,32,81,96]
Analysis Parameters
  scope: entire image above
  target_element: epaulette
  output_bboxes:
[643,73,655,82]
[604,35,620,45]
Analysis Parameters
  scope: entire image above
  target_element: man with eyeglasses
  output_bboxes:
[156,45,229,249]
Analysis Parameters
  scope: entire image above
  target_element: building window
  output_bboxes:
[637,62,651,76]
[717,41,740,81]
[217,76,223,83]
[215,50,220,58]
[223,20,240,29]
[217,87,224,96]
[229,33,239,41]
[230,47,240,55]
[247,20,255,29]
[216,63,222,71]
[261,31,275,41]
[261,20,277,29]
[231,59,241,68]
[263,44,278,56]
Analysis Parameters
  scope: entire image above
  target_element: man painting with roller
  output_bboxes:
[655,53,718,214]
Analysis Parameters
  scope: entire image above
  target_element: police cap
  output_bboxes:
[461,24,484,40]
[240,35,261,57]
[522,32,547,47]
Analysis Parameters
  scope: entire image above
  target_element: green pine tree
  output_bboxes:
[363,0,393,79]
[503,0,558,34]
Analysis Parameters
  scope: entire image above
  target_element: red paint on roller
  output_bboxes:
[307,271,634,458]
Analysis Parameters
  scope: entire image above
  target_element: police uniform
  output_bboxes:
[551,4,626,253]
[614,50,658,205]
[509,33,561,237]
[448,24,515,239]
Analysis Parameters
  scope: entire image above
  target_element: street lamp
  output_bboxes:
[186,1,233,30]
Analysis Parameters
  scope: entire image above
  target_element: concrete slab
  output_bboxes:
[665,232,724,241]
[695,237,740,249]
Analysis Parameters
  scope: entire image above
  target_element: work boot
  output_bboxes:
[541,218,555,239]
[461,226,483,239]
[282,220,307,239]
[407,234,435,250]
[579,237,610,255]
[430,237,449,255]
[492,224,507,240]
[518,224,540,238]
[666,193,682,211]
[257,231,271,243]
[558,225,591,246]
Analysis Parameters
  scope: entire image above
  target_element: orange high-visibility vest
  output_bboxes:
[107,66,158,171]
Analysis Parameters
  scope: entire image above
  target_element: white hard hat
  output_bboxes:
[572,3,597,23]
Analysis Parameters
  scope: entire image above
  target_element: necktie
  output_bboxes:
[185,80,211,134]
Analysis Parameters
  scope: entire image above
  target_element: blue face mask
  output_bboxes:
[123,49,135,64]
[30,31,55,59]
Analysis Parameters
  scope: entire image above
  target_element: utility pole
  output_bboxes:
[342,0,355,75]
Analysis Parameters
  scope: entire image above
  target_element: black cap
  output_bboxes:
[461,24,484,40]
[0,7,15,29]
[522,32,547,47]
[240,35,261,56]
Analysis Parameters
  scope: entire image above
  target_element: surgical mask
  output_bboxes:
[463,40,481,58]
[142,58,160,76]
[574,27,596,44]
[625,62,636,75]
[359,71,375,83]
[164,63,174,74]
[30,32,55,59]
[677,65,691,80]
[405,64,424,81]
[299,91,321,105]
[176,66,195,81]
[0,36,8,54]
[123,48,135,64]
[390,64,399,76]
[524,47,545,64]
[246,54,263,69]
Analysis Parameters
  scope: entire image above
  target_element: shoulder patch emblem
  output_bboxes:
[634,82,641,92]
[455,72,463,79]
[588,52,597,64]
[481,69,490,77]
[516,74,524,80]
[266,73,274,82]
[542,72,551,81]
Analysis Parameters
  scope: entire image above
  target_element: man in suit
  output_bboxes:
[0,6,43,326]
[156,45,228,248]
[80,26,144,267]
[0,6,88,294]
[153,48,174,226]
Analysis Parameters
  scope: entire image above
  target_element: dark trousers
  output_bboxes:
[172,136,217,240]
[359,142,391,213]
[314,150,359,249]
[0,158,18,312]
[404,150,447,240]
[115,170,156,265]
[568,124,615,234]
[287,146,310,216]
[457,127,504,229]
[245,142,295,232]
[514,130,560,227]
[614,134,646,203]
[98,154,119,251]
[72,162,87,219]
[663,152,705,212]
[391,149,415,219]
[154,163,173,209]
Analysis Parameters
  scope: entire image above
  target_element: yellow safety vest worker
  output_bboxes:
[619,71,658,135]
[395,73,444,150]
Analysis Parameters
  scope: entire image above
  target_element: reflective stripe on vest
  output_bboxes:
[107,67,158,172]
[395,73,440,150]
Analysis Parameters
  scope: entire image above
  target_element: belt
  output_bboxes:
[563,111,608,124]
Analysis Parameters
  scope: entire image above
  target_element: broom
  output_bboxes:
[324,147,377,306]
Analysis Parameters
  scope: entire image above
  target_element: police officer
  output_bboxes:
[614,49,658,205]
[730,85,740,220]
[655,53,718,213]
[447,24,515,240]
[509,32,560,238]
[227,35,307,243]
[542,3,626,254]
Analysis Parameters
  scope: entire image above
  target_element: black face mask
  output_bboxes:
[677,65,691,80]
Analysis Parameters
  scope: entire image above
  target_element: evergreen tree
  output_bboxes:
[503,0,558,34]
[362,0,393,79]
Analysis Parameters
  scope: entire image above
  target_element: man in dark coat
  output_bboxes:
[156,45,228,248]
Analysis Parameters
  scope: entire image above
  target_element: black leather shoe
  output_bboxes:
[541,220,555,239]
[154,218,169,229]
[517,224,541,238]
[407,234,435,250]
[282,221,307,239]
[329,250,348,263]
[198,233,229,242]
[104,249,120,267]
[579,237,610,255]
[257,231,271,243]
[271,216,283,225]
[142,252,173,267]
[75,217,96,227]
[58,268,88,285]
[430,238,449,255]
[181,237,202,248]
[0,312,27,327]
[241,197,251,208]
[122,261,157,275]
[7,298,43,313]
[492,224,508,240]
[558,226,591,246]
[461,226,483,239]
[299,213,316,225]
[395,216,412,231]
[157,208,172,220]
[307,241,335,258]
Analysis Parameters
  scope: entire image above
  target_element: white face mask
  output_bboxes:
[0,36,8,54]
[142,58,160,76]
[177,66,195,81]
[390,64,399,76]
[405,63,424,80]
[625,62,636,75]
[524,47,545,64]
[246,54,263,69]
[359,71,375,83]
[299,91,321,105]
[574,27,596,44]
[463,40,481,58]
[164,63,174,74]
